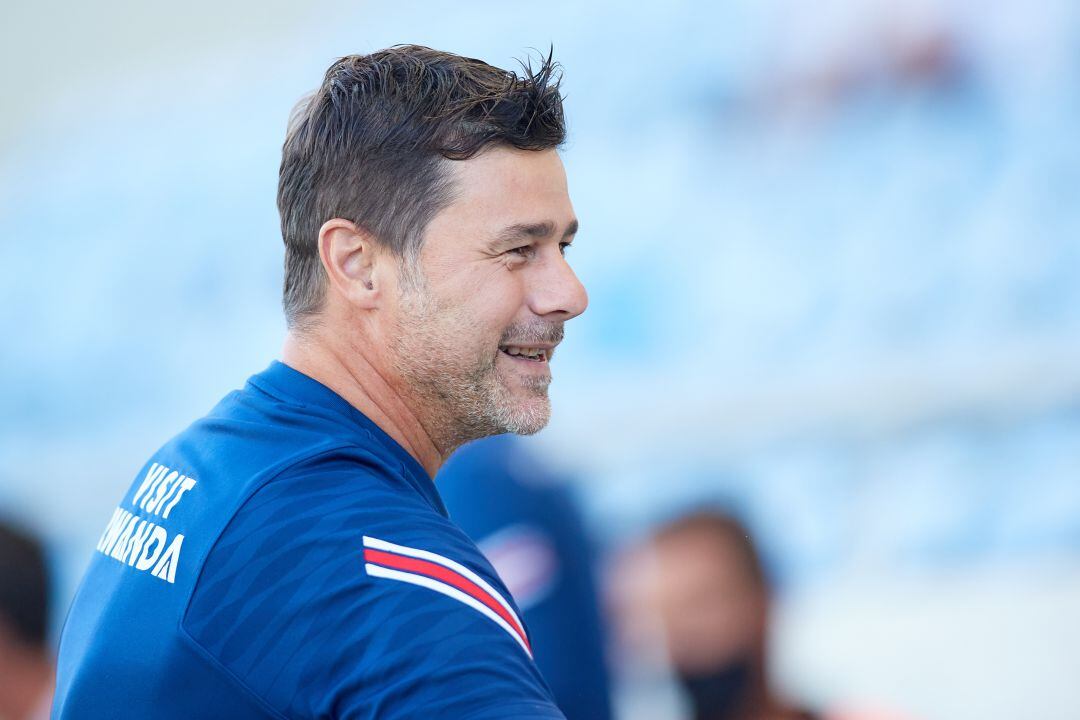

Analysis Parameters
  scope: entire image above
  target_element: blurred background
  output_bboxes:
[2,0,1079,718]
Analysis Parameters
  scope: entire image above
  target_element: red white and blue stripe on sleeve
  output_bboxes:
[362,535,532,657]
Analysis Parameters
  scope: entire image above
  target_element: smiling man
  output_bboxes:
[53,46,586,719]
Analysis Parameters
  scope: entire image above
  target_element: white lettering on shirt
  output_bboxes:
[94,461,196,585]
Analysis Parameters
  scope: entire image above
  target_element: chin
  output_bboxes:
[497,396,551,436]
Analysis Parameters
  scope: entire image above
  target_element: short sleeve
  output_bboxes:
[182,451,565,720]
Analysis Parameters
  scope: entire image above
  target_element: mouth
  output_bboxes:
[498,344,554,363]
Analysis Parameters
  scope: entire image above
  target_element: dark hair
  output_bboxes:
[0,519,50,648]
[278,44,567,329]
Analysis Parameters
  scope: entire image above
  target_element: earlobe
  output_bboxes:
[318,218,380,309]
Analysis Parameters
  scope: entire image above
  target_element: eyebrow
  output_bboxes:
[487,219,579,251]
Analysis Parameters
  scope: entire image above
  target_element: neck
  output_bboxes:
[731,648,800,720]
[281,328,445,479]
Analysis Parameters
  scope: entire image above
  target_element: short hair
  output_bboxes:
[0,519,50,648]
[278,45,567,329]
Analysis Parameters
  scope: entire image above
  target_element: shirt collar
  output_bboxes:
[249,360,447,517]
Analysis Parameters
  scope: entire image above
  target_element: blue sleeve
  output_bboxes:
[439,439,614,720]
[182,451,564,720]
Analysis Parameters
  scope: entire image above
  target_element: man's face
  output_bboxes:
[650,530,766,673]
[386,146,587,448]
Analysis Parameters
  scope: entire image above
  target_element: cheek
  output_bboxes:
[459,274,525,334]
[424,291,506,359]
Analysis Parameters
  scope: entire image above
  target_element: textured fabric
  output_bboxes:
[54,361,563,719]
[437,436,613,720]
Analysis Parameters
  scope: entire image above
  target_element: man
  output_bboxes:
[437,436,613,720]
[0,519,53,720]
[616,510,818,720]
[54,45,587,719]
[616,511,914,720]
[648,511,815,720]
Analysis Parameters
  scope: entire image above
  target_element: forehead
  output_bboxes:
[422,146,574,253]
[654,530,755,590]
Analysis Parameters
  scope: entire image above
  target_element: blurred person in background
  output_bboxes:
[0,520,53,720]
[646,510,817,720]
[438,435,613,720]
[615,510,908,720]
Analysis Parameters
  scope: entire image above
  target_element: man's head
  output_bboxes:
[616,510,773,720]
[278,46,586,449]
[0,520,48,655]
[0,519,53,719]
[649,510,771,675]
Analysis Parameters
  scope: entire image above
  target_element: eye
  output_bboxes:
[507,245,535,259]
[559,241,572,256]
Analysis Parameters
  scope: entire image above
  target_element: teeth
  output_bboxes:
[502,346,547,360]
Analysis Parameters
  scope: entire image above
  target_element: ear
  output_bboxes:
[318,218,382,310]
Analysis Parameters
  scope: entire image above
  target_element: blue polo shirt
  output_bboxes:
[54,361,562,719]
[437,436,613,720]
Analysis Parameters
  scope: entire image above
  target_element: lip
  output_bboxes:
[499,342,557,351]
[498,342,558,362]
[497,345,555,373]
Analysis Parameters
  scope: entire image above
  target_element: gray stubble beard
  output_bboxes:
[390,285,555,455]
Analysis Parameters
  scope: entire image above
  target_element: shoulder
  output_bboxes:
[182,448,560,719]
[182,445,445,631]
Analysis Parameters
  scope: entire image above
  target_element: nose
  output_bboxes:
[528,251,589,320]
